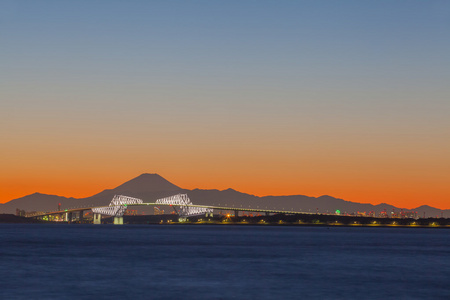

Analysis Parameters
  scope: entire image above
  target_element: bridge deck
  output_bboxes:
[135,203,315,215]
[28,203,317,218]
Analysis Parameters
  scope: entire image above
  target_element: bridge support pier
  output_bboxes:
[234,210,239,218]
[93,213,102,225]
[79,210,84,223]
[114,217,123,225]
[66,212,73,223]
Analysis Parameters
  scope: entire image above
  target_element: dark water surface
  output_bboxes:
[0,224,449,299]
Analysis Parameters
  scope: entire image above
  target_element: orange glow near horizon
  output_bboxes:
[1,125,449,209]
[1,119,449,210]
[2,163,449,210]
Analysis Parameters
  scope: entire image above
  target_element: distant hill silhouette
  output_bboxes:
[1,173,449,218]
[1,193,75,214]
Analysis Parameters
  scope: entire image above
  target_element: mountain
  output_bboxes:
[414,205,446,218]
[1,193,75,214]
[0,173,182,214]
[1,173,449,218]
[101,173,181,194]
[79,173,183,207]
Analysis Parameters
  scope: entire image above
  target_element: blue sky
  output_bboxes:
[1,1,450,208]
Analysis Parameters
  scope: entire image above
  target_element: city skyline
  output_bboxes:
[1,1,449,209]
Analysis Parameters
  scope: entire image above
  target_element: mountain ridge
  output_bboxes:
[1,173,449,217]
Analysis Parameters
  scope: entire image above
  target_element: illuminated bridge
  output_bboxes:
[28,193,317,225]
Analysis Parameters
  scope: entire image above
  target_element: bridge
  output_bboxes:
[27,194,317,225]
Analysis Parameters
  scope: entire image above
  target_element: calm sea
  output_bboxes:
[0,224,449,299]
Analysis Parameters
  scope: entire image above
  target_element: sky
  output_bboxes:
[1,0,449,209]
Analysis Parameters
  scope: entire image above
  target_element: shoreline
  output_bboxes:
[2,213,449,228]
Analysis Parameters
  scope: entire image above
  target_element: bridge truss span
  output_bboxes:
[110,195,143,206]
[91,205,127,217]
[91,194,143,217]
[90,194,212,218]
[155,194,213,217]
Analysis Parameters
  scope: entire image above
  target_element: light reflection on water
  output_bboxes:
[0,224,449,299]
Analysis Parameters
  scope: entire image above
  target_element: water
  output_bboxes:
[0,224,449,299]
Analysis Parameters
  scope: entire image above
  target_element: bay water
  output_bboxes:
[0,224,449,299]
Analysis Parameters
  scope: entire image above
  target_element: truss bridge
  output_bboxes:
[28,193,313,224]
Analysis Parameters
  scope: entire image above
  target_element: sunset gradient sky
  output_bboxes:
[1,1,450,209]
